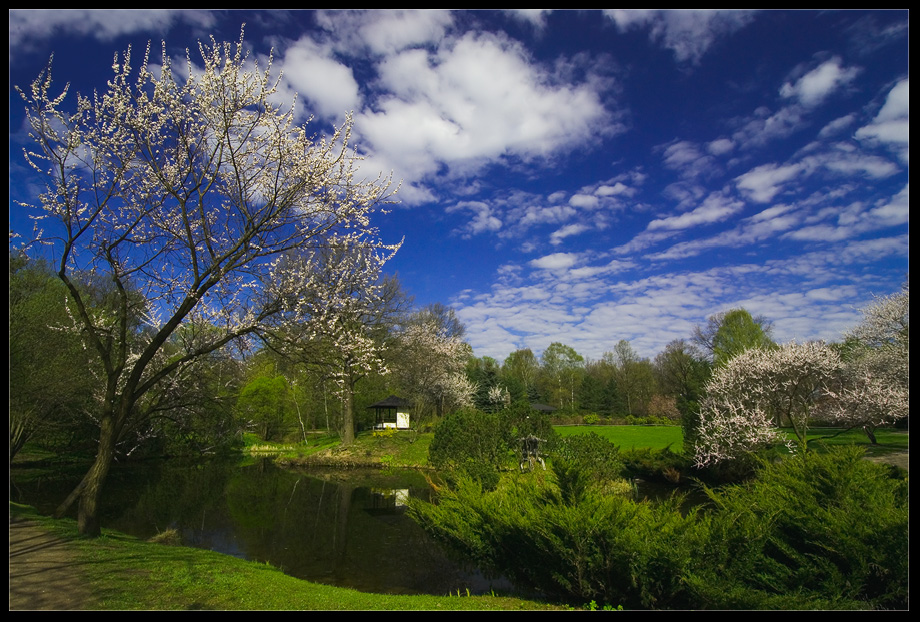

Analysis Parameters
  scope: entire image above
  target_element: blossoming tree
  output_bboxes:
[390,317,476,427]
[693,341,842,467]
[14,31,399,536]
[819,284,909,443]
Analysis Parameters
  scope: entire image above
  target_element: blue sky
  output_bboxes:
[9,10,909,363]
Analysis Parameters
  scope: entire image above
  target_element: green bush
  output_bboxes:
[409,447,908,609]
[409,470,701,609]
[621,445,689,482]
[428,408,510,470]
[551,432,623,484]
[690,447,909,609]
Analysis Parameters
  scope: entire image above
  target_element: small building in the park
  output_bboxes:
[367,396,413,430]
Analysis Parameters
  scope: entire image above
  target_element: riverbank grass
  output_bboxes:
[10,503,559,611]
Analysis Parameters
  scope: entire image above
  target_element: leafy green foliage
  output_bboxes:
[620,445,689,482]
[235,376,292,442]
[409,447,908,609]
[692,447,909,609]
[551,432,623,484]
[428,408,509,469]
[409,471,701,608]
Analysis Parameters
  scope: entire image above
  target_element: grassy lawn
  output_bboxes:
[10,503,560,611]
[555,425,684,452]
[556,424,907,459]
[784,427,908,457]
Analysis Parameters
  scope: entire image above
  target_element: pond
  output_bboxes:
[10,457,513,597]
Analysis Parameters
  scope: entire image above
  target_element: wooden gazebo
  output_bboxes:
[367,395,413,430]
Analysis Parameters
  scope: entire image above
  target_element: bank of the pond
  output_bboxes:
[8,503,561,611]
[257,427,909,473]
[256,430,435,469]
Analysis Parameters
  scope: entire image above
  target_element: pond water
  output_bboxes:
[10,457,513,596]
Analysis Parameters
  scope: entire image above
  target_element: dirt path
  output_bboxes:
[8,517,95,610]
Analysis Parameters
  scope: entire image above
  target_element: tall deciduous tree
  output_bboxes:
[540,342,584,412]
[9,255,96,461]
[14,31,398,535]
[501,348,541,403]
[693,308,775,366]
[260,246,405,445]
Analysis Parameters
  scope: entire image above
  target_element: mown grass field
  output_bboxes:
[556,424,908,459]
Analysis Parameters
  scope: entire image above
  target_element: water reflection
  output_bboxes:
[10,458,510,596]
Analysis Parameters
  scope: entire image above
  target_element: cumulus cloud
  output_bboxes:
[280,38,361,119]
[9,9,215,55]
[314,9,452,56]
[735,162,805,202]
[354,30,612,198]
[550,223,590,245]
[529,252,580,271]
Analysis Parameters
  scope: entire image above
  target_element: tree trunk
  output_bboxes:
[56,416,118,537]
[341,381,355,446]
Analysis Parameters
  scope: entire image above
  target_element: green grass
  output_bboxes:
[554,424,908,458]
[555,425,684,452]
[10,502,559,611]
[783,427,909,457]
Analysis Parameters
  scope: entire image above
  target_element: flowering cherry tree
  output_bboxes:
[390,319,476,425]
[14,31,398,535]
[263,244,404,444]
[819,284,909,443]
[693,341,841,467]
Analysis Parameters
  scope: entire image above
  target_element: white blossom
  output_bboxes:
[693,341,841,467]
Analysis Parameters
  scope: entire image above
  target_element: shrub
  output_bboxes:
[409,446,908,609]
[690,447,909,609]
[621,445,689,482]
[409,471,702,609]
[428,408,510,472]
[551,432,623,483]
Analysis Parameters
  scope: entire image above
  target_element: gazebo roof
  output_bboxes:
[367,395,413,409]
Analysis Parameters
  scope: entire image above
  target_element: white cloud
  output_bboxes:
[596,182,635,197]
[9,9,213,50]
[280,38,362,119]
[504,9,553,29]
[707,138,735,155]
[604,9,756,65]
[780,57,860,107]
[529,252,580,271]
[550,223,590,245]
[568,194,600,209]
[855,78,909,164]
[647,191,744,231]
[735,162,805,202]
[356,30,611,197]
[315,9,452,56]
[447,201,504,237]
